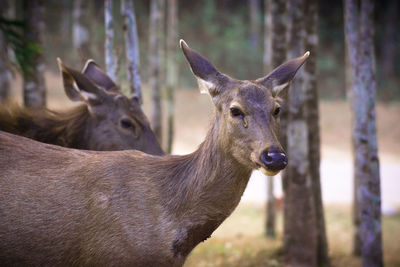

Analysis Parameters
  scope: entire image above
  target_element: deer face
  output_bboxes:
[180,40,308,176]
[217,80,287,176]
[57,59,164,155]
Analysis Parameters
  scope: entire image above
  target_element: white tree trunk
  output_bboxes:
[23,0,46,108]
[149,0,165,144]
[73,0,90,64]
[122,0,142,100]
[166,0,178,153]
[105,0,116,81]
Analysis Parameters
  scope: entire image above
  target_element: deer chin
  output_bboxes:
[258,167,280,177]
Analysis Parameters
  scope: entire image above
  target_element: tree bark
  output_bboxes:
[344,39,359,257]
[270,0,287,151]
[303,0,330,266]
[249,0,260,49]
[149,0,165,144]
[381,0,397,78]
[343,0,362,257]
[0,0,12,103]
[344,0,383,266]
[264,0,273,239]
[265,176,276,238]
[73,0,90,64]
[122,0,142,100]
[283,0,317,266]
[263,0,287,239]
[104,0,116,81]
[166,0,178,154]
[358,0,382,266]
[22,0,46,108]
[263,0,271,74]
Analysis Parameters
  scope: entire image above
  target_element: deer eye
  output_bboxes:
[273,107,281,117]
[230,107,244,119]
[120,118,135,129]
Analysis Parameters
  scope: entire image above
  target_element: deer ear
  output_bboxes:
[57,58,104,104]
[180,40,229,98]
[256,52,310,96]
[82,59,118,91]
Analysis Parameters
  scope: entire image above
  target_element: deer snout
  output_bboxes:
[260,146,288,171]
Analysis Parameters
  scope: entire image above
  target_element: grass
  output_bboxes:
[184,203,400,267]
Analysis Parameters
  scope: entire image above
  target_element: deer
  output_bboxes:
[0,40,309,266]
[0,59,164,155]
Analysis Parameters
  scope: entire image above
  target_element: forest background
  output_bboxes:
[1,0,399,266]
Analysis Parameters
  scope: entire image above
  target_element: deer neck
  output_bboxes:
[161,117,252,258]
[53,105,91,148]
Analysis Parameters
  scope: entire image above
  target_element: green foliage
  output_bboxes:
[0,17,42,77]
[35,0,399,100]
[178,2,263,87]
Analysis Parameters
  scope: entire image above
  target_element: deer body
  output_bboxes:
[0,41,308,266]
[0,123,249,266]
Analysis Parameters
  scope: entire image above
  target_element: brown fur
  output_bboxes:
[0,104,90,148]
[0,41,308,266]
[0,60,163,155]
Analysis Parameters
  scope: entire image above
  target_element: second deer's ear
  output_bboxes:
[180,40,231,99]
[57,58,104,105]
[256,52,310,97]
[82,60,118,91]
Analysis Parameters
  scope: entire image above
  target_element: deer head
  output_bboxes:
[180,40,308,176]
[57,59,164,155]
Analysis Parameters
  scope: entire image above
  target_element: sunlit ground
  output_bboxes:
[184,204,400,267]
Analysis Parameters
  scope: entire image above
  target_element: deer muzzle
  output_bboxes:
[259,146,288,176]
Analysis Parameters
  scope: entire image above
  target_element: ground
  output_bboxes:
[8,72,400,266]
[185,204,400,267]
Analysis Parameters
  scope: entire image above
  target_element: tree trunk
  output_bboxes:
[122,0,142,100]
[104,0,116,81]
[265,176,275,238]
[265,0,288,240]
[263,0,288,239]
[344,0,383,266]
[343,0,362,257]
[345,42,360,257]
[60,0,72,59]
[0,0,12,103]
[249,0,260,49]
[22,0,46,108]
[149,0,165,144]
[303,0,330,266]
[358,0,382,266]
[73,0,90,64]
[381,0,397,79]
[166,0,178,154]
[271,0,288,153]
[263,0,271,74]
[263,0,274,239]
[283,0,317,266]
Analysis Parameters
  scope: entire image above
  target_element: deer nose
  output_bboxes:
[261,148,288,171]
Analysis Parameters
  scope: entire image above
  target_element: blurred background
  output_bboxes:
[6,0,400,99]
[1,0,399,266]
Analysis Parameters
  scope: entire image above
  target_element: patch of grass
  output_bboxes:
[184,204,400,267]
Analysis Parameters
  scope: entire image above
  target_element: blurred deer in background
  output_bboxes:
[0,60,164,155]
[0,40,308,266]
